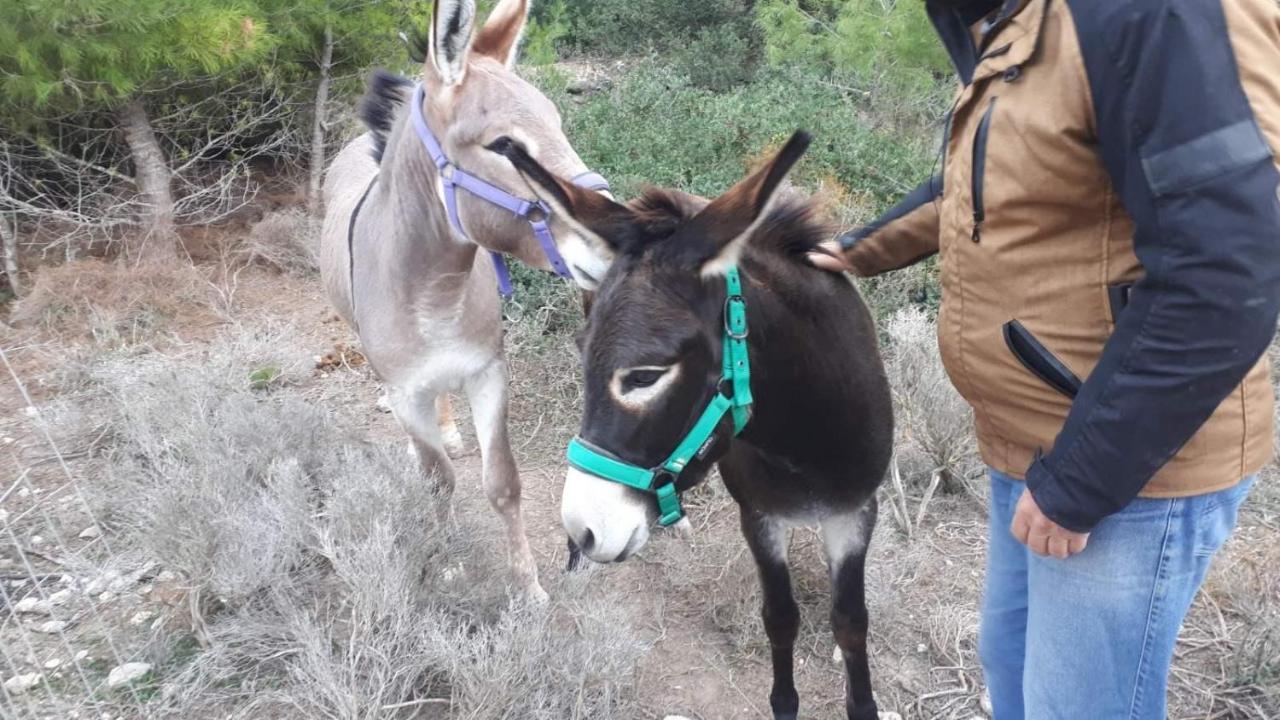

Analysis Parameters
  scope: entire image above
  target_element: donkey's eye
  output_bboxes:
[624,369,666,390]
[610,365,679,408]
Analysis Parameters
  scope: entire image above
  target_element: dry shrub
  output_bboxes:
[63,326,646,718]
[883,307,977,489]
[237,208,318,276]
[11,258,212,344]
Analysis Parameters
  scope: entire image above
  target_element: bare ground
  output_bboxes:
[2,264,1277,719]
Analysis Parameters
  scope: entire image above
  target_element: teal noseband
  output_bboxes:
[566,266,753,526]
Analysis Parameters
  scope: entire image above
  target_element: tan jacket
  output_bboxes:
[843,0,1280,530]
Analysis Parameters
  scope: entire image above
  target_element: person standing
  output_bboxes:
[814,0,1280,717]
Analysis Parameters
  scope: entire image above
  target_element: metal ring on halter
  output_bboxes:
[724,295,749,339]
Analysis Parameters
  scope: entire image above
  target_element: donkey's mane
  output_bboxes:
[627,189,831,264]
[360,70,414,164]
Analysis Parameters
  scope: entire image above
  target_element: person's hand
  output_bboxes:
[1011,489,1090,559]
[807,240,853,273]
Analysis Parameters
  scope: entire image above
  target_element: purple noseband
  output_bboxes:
[409,83,610,297]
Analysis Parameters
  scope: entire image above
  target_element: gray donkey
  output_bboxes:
[318,0,612,601]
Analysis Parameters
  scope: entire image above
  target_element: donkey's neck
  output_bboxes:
[730,255,893,476]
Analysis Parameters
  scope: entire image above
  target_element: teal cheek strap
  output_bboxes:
[566,266,753,527]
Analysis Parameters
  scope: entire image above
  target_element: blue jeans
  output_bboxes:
[980,469,1253,720]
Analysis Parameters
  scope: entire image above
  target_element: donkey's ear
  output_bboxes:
[689,131,812,277]
[426,0,476,87]
[487,136,635,253]
[473,0,528,68]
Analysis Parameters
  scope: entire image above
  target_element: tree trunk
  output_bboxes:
[0,212,18,297]
[118,97,177,260]
[308,24,335,218]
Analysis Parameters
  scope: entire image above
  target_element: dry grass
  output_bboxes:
[10,258,215,346]
[31,321,647,719]
[235,208,319,277]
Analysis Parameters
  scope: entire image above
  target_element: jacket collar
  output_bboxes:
[928,0,1047,85]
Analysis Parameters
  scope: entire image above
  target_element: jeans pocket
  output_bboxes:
[1194,478,1253,558]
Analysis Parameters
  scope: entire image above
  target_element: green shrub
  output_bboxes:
[758,0,952,93]
[523,0,570,66]
[563,0,753,55]
[676,21,760,91]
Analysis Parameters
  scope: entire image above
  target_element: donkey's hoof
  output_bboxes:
[773,713,797,720]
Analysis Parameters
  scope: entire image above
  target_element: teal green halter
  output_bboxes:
[566,266,753,527]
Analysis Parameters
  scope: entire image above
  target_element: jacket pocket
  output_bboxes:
[971,97,997,243]
[1003,320,1081,398]
[1108,283,1134,323]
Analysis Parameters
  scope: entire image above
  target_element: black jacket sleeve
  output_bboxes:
[838,175,943,277]
[1029,0,1280,532]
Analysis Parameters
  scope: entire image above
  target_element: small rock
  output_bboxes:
[14,597,49,614]
[980,689,993,715]
[78,526,101,540]
[97,591,116,603]
[106,662,151,688]
[129,610,155,626]
[832,645,843,663]
[4,672,44,695]
[43,658,62,670]
[156,571,177,583]
[74,651,89,663]
[916,643,927,654]
[17,487,31,498]
[23,406,39,417]
[376,394,392,413]
[35,620,68,634]
[30,534,45,546]
[48,588,75,606]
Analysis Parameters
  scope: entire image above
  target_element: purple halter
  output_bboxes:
[409,83,610,297]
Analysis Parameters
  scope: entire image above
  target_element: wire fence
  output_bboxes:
[2,345,154,720]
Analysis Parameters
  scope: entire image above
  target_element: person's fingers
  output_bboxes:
[1068,533,1090,556]
[806,241,852,273]
[1029,531,1051,557]
[1047,536,1070,560]
[1010,510,1031,545]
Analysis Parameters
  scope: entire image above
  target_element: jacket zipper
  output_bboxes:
[971,97,997,243]
[1003,320,1082,399]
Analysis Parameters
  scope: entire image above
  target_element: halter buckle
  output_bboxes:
[438,162,456,181]
[526,201,550,223]
[724,294,749,340]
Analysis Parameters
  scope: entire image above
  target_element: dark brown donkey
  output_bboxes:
[491,133,895,720]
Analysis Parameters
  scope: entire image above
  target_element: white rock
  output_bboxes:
[156,570,177,583]
[86,572,119,595]
[129,611,155,626]
[14,597,49,614]
[30,534,44,546]
[16,487,30,498]
[4,673,44,695]
[23,406,39,417]
[376,394,392,412]
[97,591,116,603]
[980,689,993,715]
[48,588,75,606]
[78,526,101,540]
[43,658,62,670]
[106,662,151,688]
[0,508,8,522]
[832,645,843,663]
[35,620,68,634]
[74,650,89,662]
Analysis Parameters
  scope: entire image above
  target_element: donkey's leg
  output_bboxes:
[741,508,800,720]
[387,385,457,512]
[821,499,879,720]
[465,358,546,602]
[435,394,467,458]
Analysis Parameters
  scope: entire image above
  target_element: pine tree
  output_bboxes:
[0,0,270,259]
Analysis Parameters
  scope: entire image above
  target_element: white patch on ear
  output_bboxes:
[557,232,614,290]
[699,190,786,279]
[609,365,681,411]
[429,0,476,87]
